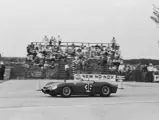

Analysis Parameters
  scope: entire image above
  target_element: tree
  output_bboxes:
[150,5,159,24]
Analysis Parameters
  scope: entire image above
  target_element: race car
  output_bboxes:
[41,80,118,97]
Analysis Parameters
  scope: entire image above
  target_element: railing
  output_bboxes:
[31,41,111,45]
[31,41,119,48]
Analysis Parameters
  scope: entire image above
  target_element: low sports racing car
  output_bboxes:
[41,80,118,97]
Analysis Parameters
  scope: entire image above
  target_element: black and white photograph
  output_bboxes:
[0,0,159,120]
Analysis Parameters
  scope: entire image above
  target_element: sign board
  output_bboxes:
[30,71,43,78]
[116,76,125,81]
[45,68,58,78]
[74,74,116,81]
[154,75,159,82]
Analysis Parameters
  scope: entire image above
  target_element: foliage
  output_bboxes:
[150,5,159,24]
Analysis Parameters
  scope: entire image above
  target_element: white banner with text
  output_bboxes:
[74,74,116,81]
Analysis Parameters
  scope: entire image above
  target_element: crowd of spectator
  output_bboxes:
[24,35,159,82]
[25,35,123,72]
[26,34,62,68]
[118,63,159,82]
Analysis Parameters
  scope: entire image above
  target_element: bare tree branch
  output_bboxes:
[153,11,159,18]
[150,16,159,24]
[153,4,159,10]
[151,5,159,24]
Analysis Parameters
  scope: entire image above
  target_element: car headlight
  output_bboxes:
[51,85,57,90]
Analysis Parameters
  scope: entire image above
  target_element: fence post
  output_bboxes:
[36,79,42,91]
[117,76,125,89]
[118,79,124,89]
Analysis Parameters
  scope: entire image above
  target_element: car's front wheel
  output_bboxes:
[61,86,72,97]
[100,85,111,97]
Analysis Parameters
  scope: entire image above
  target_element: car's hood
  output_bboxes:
[44,80,78,87]
[94,80,118,86]
[45,82,61,86]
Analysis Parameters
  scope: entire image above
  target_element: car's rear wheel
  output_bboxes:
[61,86,72,97]
[100,85,111,97]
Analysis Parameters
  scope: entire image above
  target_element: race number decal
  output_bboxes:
[84,84,93,92]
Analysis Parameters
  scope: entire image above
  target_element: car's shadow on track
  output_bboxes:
[44,94,122,98]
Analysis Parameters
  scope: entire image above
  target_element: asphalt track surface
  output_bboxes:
[0,80,159,120]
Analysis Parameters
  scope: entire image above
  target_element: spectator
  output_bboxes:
[49,36,54,46]
[57,34,62,45]
[64,61,70,81]
[134,63,142,82]
[0,61,5,80]
[43,36,49,46]
[111,37,116,49]
[118,62,125,75]
[142,64,148,82]
[147,63,154,82]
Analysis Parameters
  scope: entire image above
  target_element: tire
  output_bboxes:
[61,86,72,97]
[49,94,57,97]
[100,85,111,97]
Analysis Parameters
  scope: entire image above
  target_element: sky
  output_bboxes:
[0,0,159,59]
